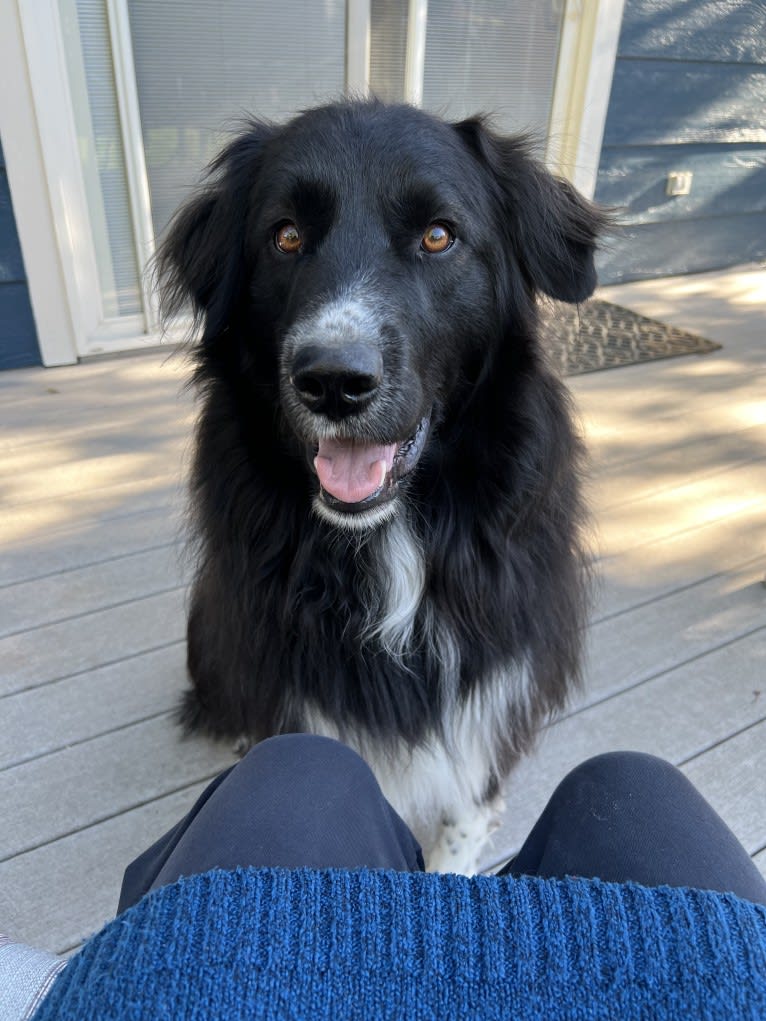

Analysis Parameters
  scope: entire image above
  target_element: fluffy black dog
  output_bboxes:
[158,100,606,872]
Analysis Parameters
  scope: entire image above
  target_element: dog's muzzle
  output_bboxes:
[288,341,430,521]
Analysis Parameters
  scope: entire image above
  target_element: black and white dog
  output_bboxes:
[158,100,606,872]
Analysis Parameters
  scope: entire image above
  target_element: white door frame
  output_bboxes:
[1,0,158,364]
[546,0,626,197]
[0,0,82,366]
[1,0,624,367]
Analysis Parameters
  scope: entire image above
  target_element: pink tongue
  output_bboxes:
[314,438,397,504]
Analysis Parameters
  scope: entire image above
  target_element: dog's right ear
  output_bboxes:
[155,122,276,337]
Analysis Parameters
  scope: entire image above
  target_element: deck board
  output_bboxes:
[595,457,766,555]
[582,558,766,707]
[0,544,185,638]
[0,588,187,697]
[683,720,766,855]
[0,644,185,770]
[592,423,766,509]
[485,627,766,870]
[593,503,766,620]
[1,267,765,954]
[0,506,180,587]
[0,715,234,862]
[1,479,181,552]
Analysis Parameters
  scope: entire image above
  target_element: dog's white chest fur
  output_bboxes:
[305,516,526,875]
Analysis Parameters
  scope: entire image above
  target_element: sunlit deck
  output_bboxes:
[1,266,764,953]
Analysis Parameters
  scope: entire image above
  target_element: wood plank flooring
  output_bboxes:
[1,269,765,953]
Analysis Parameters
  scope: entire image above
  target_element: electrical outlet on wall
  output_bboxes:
[666,171,693,197]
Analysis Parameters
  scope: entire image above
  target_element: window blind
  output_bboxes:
[423,0,563,134]
[127,0,347,236]
[62,0,142,317]
[370,0,564,136]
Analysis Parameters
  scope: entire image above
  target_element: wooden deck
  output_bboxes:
[1,267,765,954]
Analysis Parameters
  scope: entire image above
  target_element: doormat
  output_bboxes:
[540,299,721,377]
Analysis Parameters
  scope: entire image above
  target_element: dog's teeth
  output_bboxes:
[376,460,387,490]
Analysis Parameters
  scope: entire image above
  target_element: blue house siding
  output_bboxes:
[595,0,766,283]
[0,138,41,369]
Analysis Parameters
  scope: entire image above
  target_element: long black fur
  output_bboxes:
[157,100,607,834]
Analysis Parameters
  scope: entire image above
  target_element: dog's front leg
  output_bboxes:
[425,794,504,876]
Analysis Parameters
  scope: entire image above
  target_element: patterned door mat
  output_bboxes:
[540,299,721,376]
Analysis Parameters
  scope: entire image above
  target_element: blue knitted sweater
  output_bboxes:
[34,868,766,1020]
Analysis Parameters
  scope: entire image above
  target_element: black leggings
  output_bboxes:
[118,735,766,914]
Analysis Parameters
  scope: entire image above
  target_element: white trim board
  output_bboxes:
[0,0,79,366]
[16,0,108,358]
[547,0,626,197]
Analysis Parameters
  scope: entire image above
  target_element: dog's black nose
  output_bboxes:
[290,343,383,417]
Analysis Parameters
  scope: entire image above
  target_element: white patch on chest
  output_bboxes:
[359,515,426,658]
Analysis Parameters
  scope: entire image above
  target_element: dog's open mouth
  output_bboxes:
[313,416,430,514]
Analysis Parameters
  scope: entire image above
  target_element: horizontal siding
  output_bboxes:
[597,144,766,224]
[596,212,766,283]
[618,0,766,64]
[602,61,766,147]
[0,136,41,368]
[594,0,766,280]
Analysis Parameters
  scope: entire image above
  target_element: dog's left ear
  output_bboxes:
[454,117,608,303]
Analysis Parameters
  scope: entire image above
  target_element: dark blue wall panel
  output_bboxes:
[602,62,766,147]
[617,0,766,64]
[0,283,41,370]
[0,137,41,369]
[596,212,766,283]
[0,169,28,282]
[595,0,766,282]
[597,145,766,223]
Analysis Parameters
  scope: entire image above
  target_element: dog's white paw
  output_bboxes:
[425,799,503,876]
[233,736,253,758]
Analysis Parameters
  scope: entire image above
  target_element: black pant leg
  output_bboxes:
[501,751,766,906]
[118,764,236,913]
[118,734,423,913]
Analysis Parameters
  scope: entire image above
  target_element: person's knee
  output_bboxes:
[558,751,683,803]
[238,734,379,800]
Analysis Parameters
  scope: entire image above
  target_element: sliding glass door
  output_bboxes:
[57,0,565,354]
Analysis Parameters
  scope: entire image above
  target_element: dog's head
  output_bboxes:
[158,101,606,530]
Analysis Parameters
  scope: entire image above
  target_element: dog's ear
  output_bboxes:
[454,116,608,303]
[155,122,276,335]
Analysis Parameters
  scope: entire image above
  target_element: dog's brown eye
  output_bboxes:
[421,223,454,254]
[275,222,302,253]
